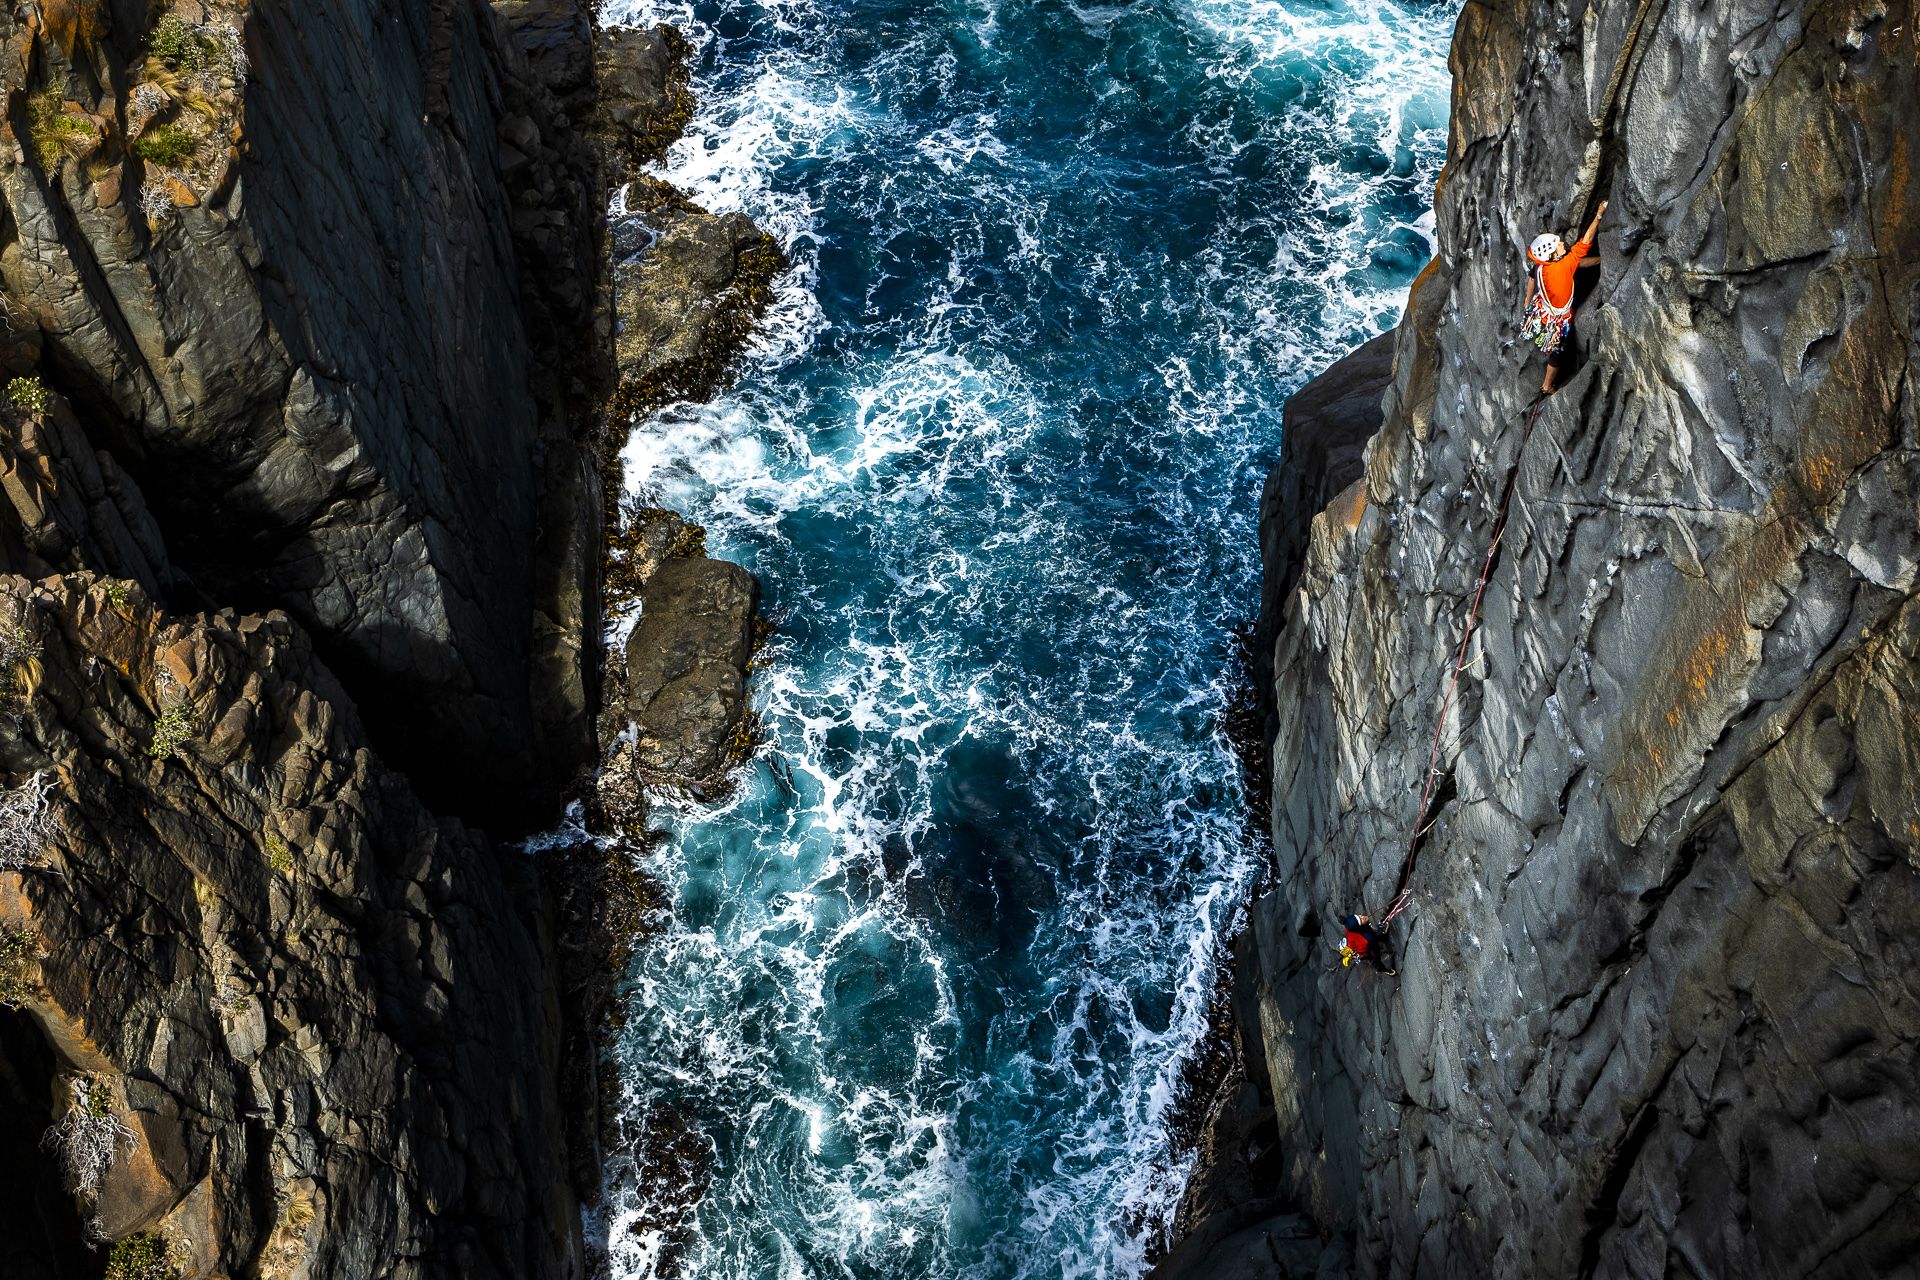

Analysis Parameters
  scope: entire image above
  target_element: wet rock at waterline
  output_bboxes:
[1169,0,1920,1276]
[622,556,759,788]
[595,23,696,175]
[612,194,788,417]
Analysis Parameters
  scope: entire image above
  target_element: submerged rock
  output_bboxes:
[1174,0,1920,1275]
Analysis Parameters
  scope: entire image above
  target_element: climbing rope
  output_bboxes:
[1378,396,1548,926]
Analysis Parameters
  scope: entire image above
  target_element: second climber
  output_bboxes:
[1339,913,1397,976]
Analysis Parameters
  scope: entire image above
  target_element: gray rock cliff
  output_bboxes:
[0,0,611,824]
[1166,0,1920,1276]
[0,571,579,1279]
[0,1,776,1275]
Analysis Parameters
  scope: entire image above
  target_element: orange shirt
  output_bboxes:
[1537,237,1590,309]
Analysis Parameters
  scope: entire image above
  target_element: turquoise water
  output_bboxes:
[597,0,1454,1275]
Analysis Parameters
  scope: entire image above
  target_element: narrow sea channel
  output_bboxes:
[599,1,1456,1274]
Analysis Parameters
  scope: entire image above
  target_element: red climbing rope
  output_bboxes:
[1379,397,1548,926]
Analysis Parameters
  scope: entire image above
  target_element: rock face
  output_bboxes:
[0,1,778,1276]
[1169,0,1920,1276]
[622,555,757,786]
[0,0,610,825]
[611,193,784,417]
[0,573,577,1279]
[1252,332,1394,704]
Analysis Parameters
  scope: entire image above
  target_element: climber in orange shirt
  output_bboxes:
[1523,199,1608,394]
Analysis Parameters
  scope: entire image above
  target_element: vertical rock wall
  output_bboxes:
[0,0,607,825]
[0,573,581,1279]
[1178,0,1920,1276]
[0,1,672,1274]
[0,1,779,1273]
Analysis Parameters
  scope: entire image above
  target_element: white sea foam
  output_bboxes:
[594,0,1455,1276]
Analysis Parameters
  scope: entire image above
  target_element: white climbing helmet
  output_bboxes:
[1528,232,1566,263]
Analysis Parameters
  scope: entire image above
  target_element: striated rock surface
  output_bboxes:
[1169,0,1920,1276]
[1253,331,1393,657]
[0,572,577,1278]
[0,0,610,824]
[0,0,779,1276]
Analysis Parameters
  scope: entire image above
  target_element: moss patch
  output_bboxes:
[0,926,36,1009]
[148,703,196,759]
[104,1233,178,1280]
[132,122,195,166]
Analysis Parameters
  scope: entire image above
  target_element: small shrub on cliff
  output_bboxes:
[6,375,50,414]
[139,181,176,224]
[130,81,167,121]
[211,24,249,84]
[208,981,246,1019]
[132,123,195,168]
[148,702,196,758]
[104,1232,179,1280]
[26,88,93,171]
[264,834,294,875]
[0,926,38,1009]
[0,622,42,710]
[147,14,245,85]
[146,16,210,72]
[0,772,52,870]
[41,1073,134,1200]
[136,65,222,127]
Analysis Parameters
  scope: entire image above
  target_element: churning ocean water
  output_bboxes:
[594,0,1455,1275]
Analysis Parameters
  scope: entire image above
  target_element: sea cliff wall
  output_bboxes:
[1166,0,1920,1275]
[0,1,771,1276]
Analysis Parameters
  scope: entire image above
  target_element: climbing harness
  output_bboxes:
[1375,395,1550,928]
[1522,273,1574,353]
